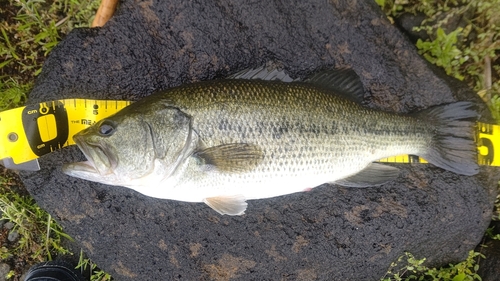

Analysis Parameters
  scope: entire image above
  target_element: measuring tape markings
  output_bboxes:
[0,99,498,167]
[1,99,131,165]
[477,122,498,166]
[21,100,69,157]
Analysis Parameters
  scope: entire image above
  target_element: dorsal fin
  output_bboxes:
[304,68,365,103]
[228,66,295,82]
[229,67,365,102]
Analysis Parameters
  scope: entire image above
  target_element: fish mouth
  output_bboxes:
[71,134,117,176]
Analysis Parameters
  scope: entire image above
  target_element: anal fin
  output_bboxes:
[203,195,248,216]
[334,163,399,188]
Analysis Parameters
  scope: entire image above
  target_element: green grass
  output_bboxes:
[382,251,484,281]
[0,172,113,280]
[0,0,100,110]
[0,77,28,111]
[0,178,71,277]
[76,250,113,281]
[377,0,500,122]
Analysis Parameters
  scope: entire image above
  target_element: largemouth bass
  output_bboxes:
[63,68,478,215]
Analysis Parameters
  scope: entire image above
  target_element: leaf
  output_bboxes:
[0,59,13,68]
[437,27,445,38]
[452,272,466,281]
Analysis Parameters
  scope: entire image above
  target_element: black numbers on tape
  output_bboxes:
[478,124,494,166]
[21,101,69,156]
[478,138,494,165]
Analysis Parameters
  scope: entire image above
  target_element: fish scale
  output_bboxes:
[63,69,478,215]
[156,80,434,197]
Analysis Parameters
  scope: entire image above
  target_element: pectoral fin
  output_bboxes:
[203,195,248,216]
[194,143,264,173]
[334,163,399,188]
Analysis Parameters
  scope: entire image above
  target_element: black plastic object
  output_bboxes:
[24,261,85,281]
[21,101,69,157]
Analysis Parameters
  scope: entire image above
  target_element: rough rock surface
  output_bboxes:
[20,0,498,280]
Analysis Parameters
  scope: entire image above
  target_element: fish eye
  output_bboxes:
[98,120,116,136]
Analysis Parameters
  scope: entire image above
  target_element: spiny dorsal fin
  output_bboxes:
[229,67,364,102]
[305,68,365,103]
[334,163,399,188]
[203,195,248,216]
[194,143,264,173]
[228,66,295,82]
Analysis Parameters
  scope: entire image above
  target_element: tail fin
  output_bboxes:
[417,101,479,176]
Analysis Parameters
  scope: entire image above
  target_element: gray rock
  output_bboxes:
[20,0,498,280]
[394,12,429,43]
[19,273,27,281]
[7,230,18,242]
[0,263,10,281]
[3,222,14,231]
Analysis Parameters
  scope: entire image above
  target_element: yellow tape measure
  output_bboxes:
[0,99,499,170]
[0,99,131,170]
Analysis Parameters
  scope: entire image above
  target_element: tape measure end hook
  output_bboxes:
[1,158,40,171]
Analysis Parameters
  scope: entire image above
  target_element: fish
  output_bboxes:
[62,67,479,216]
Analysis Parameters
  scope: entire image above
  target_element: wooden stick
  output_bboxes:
[92,0,119,27]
